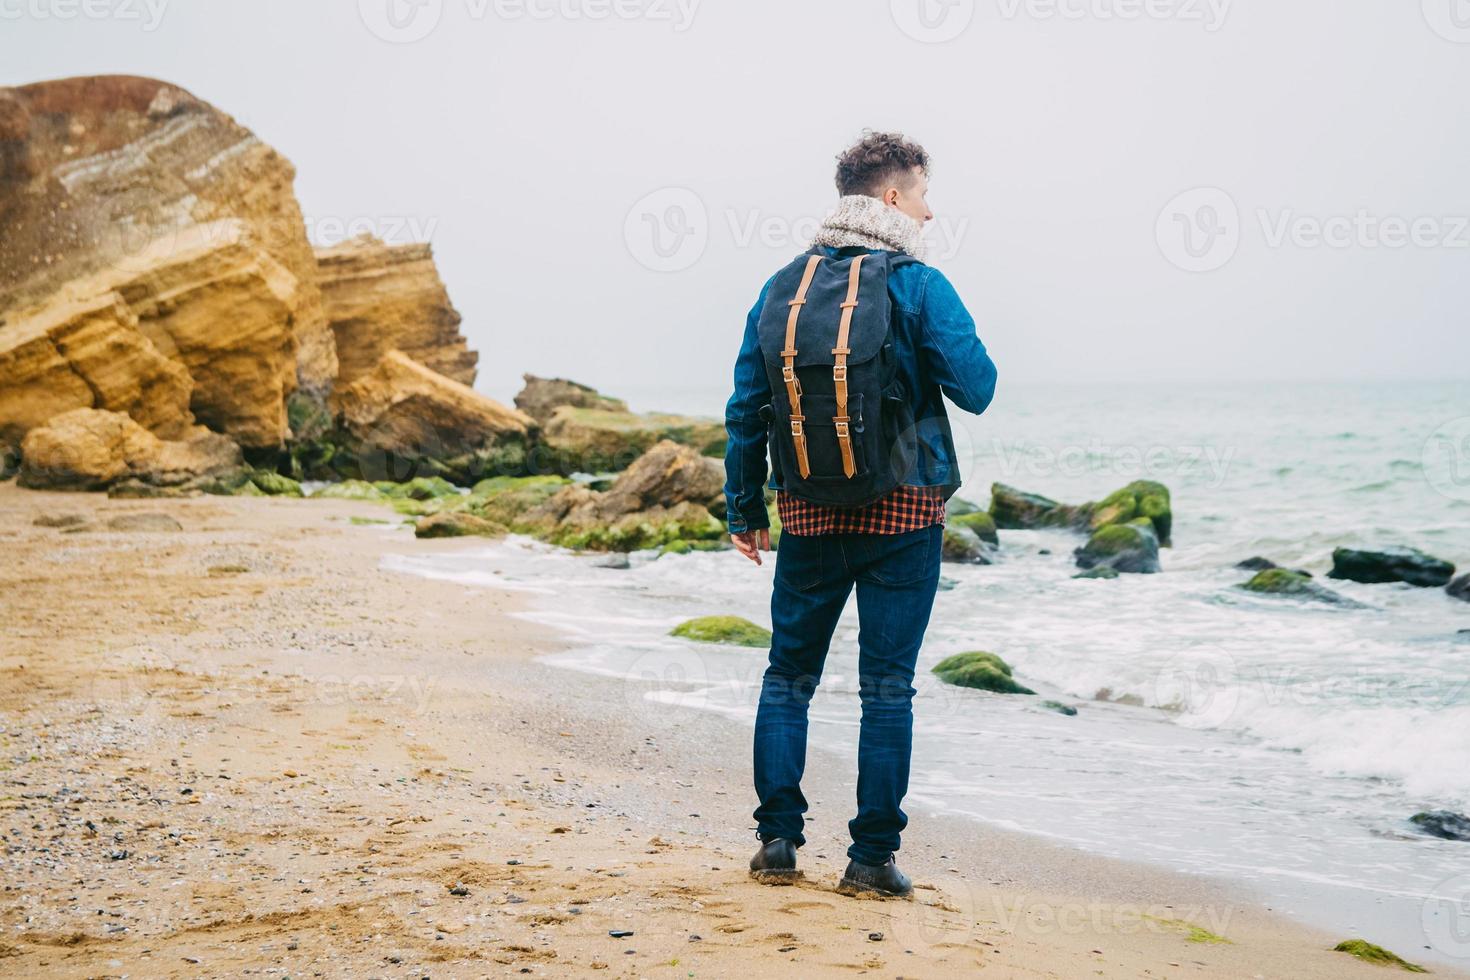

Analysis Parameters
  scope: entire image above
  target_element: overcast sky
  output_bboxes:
[4,0,1468,414]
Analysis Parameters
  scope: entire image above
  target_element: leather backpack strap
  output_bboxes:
[781,254,823,479]
[831,254,866,478]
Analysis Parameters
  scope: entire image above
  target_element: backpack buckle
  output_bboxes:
[832,365,848,382]
[834,418,850,438]
[781,365,795,383]
[790,418,805,436]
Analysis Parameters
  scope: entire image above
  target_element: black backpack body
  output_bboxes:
[756,247,919,508]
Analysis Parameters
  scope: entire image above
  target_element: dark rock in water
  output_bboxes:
[106,513,182,533]
[591,553,632,569]
[989,480,1172,546]
[1236,556,1278,571]
[1328,547,1455,588]
[933,651,1035,695]
[1447,574,1470,603]
[989,483,1083,531]
[1410,810,1470,841]
[937,576,959,592]
[1074,520,1160,574]
[942,526,993,565]
[1238,569,1361,607]
[1073,566,1120,580]
[1041,700,1078,716]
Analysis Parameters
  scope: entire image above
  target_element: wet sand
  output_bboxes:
[0,483,1456,978]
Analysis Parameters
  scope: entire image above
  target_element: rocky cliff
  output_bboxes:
[316,235,477,386]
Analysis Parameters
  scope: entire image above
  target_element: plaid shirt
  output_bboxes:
[776,484,948,536]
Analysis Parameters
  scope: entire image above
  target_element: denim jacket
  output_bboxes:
[723,246,998,533]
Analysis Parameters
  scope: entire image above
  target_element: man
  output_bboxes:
[723,131,999,897]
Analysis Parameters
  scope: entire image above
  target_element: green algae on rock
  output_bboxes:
[670,616,772,648]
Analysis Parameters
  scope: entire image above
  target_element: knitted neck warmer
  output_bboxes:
[811,194,928,262]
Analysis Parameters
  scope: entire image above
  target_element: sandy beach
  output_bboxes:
[0,482,1458,979]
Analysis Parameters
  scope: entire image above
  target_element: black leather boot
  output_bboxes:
[837,855,913,898]
[748,836,800,882]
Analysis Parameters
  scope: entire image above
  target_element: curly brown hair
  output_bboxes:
[834,131,931,198]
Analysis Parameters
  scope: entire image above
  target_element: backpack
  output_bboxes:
[756,246,920,508]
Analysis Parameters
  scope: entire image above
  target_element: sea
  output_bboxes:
[383,379,1470,967]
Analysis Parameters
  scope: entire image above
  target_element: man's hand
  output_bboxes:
[731,529,771,565]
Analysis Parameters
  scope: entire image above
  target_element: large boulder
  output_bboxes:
[932,651,1035,695]
[315,235,477,386]
[942,526,992,564]
[534,404,726,476]
[1328,547,1455,588]
[0,76,335,406]
[989,483,1084,530]
[0,291,194,446]
[513,374,628,425]
[17,407,241,491]
[990,480,1172,545]
[1086,480,1172,546]
[519,440,725,551]
[1073,520,1160,574]
[328,350,536,485]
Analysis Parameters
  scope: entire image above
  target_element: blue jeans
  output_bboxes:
[752,523,943,866]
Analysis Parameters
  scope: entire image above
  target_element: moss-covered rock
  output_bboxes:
[464,474,574,528]
[375,476,461,501]
[1239,568,1360,607]
[1328,546,1455,588]
[933,651,1035,695]
[1041,700,1078,716]
[249,470,304,497]
[536,405,726,475]
[670,615,772,648]
[1409,809,1470,841]
[950,510,998,544]
[989,483,1084,530]
[1074,520,1160,574]
[310,479,386,501]
[943,526,993,565]
[1331,939,1426,973]
[1088,480,1172,546]
[414,511,509,539]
